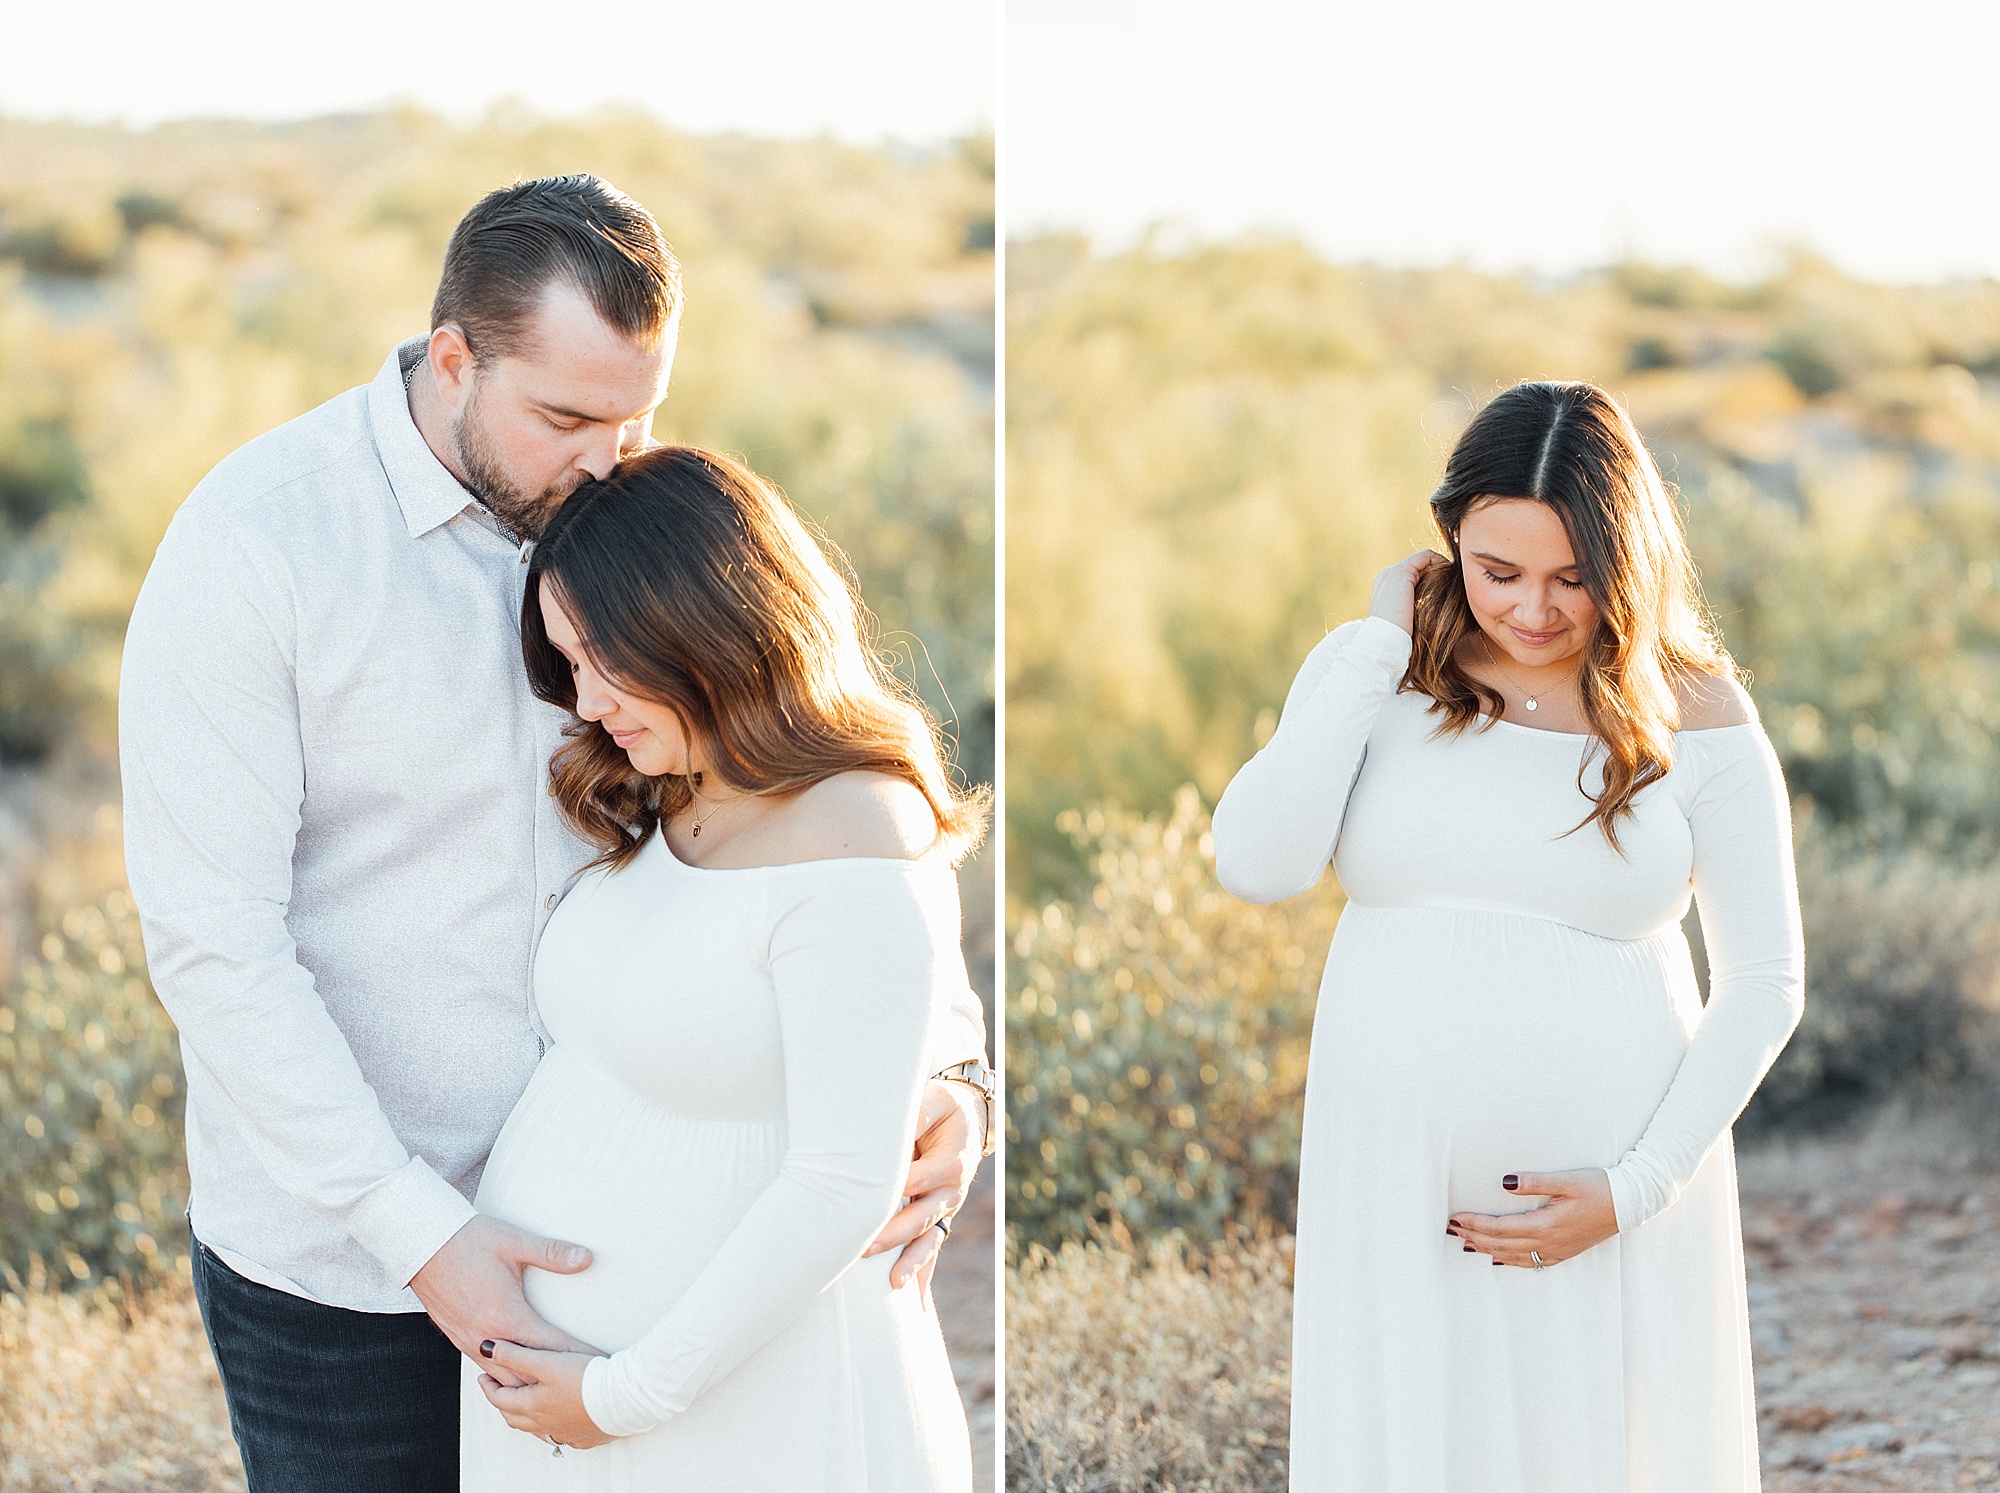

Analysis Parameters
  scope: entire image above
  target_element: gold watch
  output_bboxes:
[933,1059,998,1157]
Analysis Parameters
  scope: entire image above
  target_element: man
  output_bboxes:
[119,174,992,1490]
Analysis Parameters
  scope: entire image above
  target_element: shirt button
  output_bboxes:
[545,893,558,909]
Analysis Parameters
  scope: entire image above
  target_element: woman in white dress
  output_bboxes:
[456,445,987,1490]
[1213,381,1805,1492]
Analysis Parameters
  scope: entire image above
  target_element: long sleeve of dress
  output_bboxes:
[578,862,956,1436]
[1605,727,1806,1231]
[1213,617,1414,905]
[931,968,988,1072]
[120,505,476,1286]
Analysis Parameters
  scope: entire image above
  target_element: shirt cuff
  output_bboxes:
[345,1156,479,1287]
[1604,1155,1681,1235]
[582,1352,658,1438]
[925,1004,986,1075]
[1350,614,1417,671]
[1604,1166,1636,1234]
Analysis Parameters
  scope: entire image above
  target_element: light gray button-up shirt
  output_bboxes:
[119,338,985,1314]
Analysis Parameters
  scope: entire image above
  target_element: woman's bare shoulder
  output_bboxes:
[775,771,939,862]
[1675,669,1756,731]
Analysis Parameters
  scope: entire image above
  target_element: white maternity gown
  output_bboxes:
[1212,616,1805,1493]
[458,829,975,1491]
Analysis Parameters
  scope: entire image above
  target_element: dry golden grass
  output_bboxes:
[1005,1233,1292,1493]
[0,1274,242,1493]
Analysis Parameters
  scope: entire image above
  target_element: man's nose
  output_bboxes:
[576,428,622,482]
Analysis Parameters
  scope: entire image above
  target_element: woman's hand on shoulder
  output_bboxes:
[1675,670,1754,731]
[781,772,939,863]
[1368,549,1449,637]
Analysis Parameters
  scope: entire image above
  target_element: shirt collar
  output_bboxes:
[368,336,483,540]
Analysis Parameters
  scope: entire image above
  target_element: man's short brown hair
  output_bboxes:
[431,174,682,362]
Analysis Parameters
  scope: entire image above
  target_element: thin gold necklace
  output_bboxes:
[685,770,741,840]
[1482,636,1573,714]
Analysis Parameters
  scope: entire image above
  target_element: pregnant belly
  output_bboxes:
[474,1044,785,1354]
[1307,904,1700,1219]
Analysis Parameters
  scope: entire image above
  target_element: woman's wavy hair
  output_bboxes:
[1404,381,1734,849]
[522,445,989,871]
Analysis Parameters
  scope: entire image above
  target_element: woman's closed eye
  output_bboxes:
[1481,568,1585,591]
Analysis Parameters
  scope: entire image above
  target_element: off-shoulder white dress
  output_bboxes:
[459,829,974,1491]
[1213,617,1805,1493]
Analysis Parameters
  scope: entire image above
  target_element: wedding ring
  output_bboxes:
[936,1213,953,1241]
[1530,1251,1546,1270]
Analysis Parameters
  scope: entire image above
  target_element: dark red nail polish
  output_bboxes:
[1492,1259,1503,1266]
[1502,1174,1519,1191]
[1462,1244,1474,1253]
[479,1340,494,1359]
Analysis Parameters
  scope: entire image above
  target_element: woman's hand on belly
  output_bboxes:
[476,1340,616,1450]
[1446,1169,1619,1269]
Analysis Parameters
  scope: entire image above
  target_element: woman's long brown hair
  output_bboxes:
[1403,381,1735,850]
[522,445,989,870]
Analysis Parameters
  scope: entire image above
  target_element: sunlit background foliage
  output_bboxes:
[1006,233,2000,1248]
[0,107,994,1287]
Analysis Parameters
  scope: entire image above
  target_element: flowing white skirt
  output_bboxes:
[1289,904,1760,1493]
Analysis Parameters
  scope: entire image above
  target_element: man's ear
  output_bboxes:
[427,324,478,413]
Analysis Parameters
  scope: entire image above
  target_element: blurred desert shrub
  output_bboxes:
[1740,827,2000,1135]
[1685,470,2000,845]
[1007,1234,1292,1493]
[1006,788,1340,1244]
[0,110,993,780]
[1008,797,2000,1250]
[1006,237,2000,896]
[0,890,187,1289]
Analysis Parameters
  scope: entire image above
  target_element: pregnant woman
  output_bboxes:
[1214,382,1804,1492]
[457,446,988,1489]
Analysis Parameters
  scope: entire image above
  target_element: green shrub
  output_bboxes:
[1005,788,1337,1245]
[0,890,188,1289]
[1741,827,2000,1134]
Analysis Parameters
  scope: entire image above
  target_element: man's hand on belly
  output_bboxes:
[1447,1169,1620,1269]
[862,1078,984,1304]
[410,1215,601,1385]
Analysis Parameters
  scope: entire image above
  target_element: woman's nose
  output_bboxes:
[1514,585,1560,625]
[573,674,616,719]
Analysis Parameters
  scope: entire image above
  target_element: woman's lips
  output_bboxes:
[608,727,646,749]
[1508,625,1563,647]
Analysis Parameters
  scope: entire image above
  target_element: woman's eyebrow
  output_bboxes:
[1468,549,1578,572]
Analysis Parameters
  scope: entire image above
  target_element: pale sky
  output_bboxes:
[1008,0,2000,284]
[0,0,995,142]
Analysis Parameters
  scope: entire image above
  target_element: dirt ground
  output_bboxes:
[1742,1118,2000,1490]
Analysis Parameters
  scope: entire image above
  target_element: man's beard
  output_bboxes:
[449,380,583,542]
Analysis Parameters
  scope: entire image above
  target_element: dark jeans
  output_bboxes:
[190,1235,461,1492]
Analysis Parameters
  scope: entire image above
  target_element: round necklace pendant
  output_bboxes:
[1524,698,1538,711]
